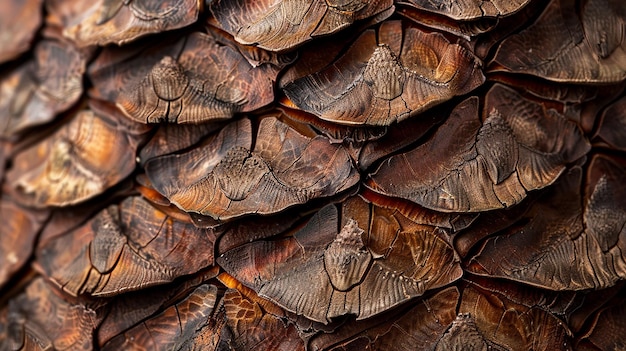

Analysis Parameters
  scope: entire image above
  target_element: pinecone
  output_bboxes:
[1,0,625,350]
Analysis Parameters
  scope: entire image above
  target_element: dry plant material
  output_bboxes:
[36,196,216,296]
[0,39,86,137]
[281,20,485,126]
[138,122,224,164]
[491,0,626,83]
[441,283,573,350]
[89,31,285,123]
[397,0,530,20]
[468,154,626,290]
[209,0,394,52]
[0,0,42,64]
[6,101,149,208]
[594,95,626,151]
[51,0,199,47]
[308,287,460,350]
[219,275,306,351]
[1,278,99,351]
[146,116,359,220]
[219,197,461,323]
[367,85,590,212]
[0,199,49,289]
[575,290,626,351]
[102,284,220,350]
[1,0,624,349]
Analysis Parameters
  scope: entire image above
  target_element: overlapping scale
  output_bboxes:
[1,0,625,349]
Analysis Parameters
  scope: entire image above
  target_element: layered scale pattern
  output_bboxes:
[1,0,625,350]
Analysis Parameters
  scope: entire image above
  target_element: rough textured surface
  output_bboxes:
[36,197,216,296]
[89,32,287,124]
[0,0,42,64]
[468,156,626,290]
[367,89,589,212]
[146,116,359,220]
[219,199,461,323]
[1,1,625,350]
[0,38,87,137]
[491,0,626,83]
[7,102,149,207]
[49,0,199,47]
[209,0,394,52]
[281,21,485,126]
[397,0,530,20]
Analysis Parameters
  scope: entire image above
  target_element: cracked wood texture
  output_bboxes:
[1,0,626,350]
[281,20,485,126]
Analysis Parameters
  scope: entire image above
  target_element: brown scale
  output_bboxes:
[490,0,626,83]
[308,287,460,350]
[397,5,500,40]
[97,267,219,346]
[594,95,626,152]
[0,38,88,138]
[145,115,359,221]
[35,196,217,297]
[6,100,150,208]
[0,0,42,64]
[138,121,225,165]
[317,279,572,350]
[2,0,626,349]
[102,284,220,350]
[209,0,394,52]
[47,0,200,47]
[453,282,573,350]
[467,154,626,290]
[398,0,531,21]
[0,198,49,290]
[367,85,590,213]
[219,273,306,351]
[281,20,485,126]
[279,104,388,145]
[0,277,101,351]
[575,285,626,350]
[218,195,462,323]
[89,30,289,124]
